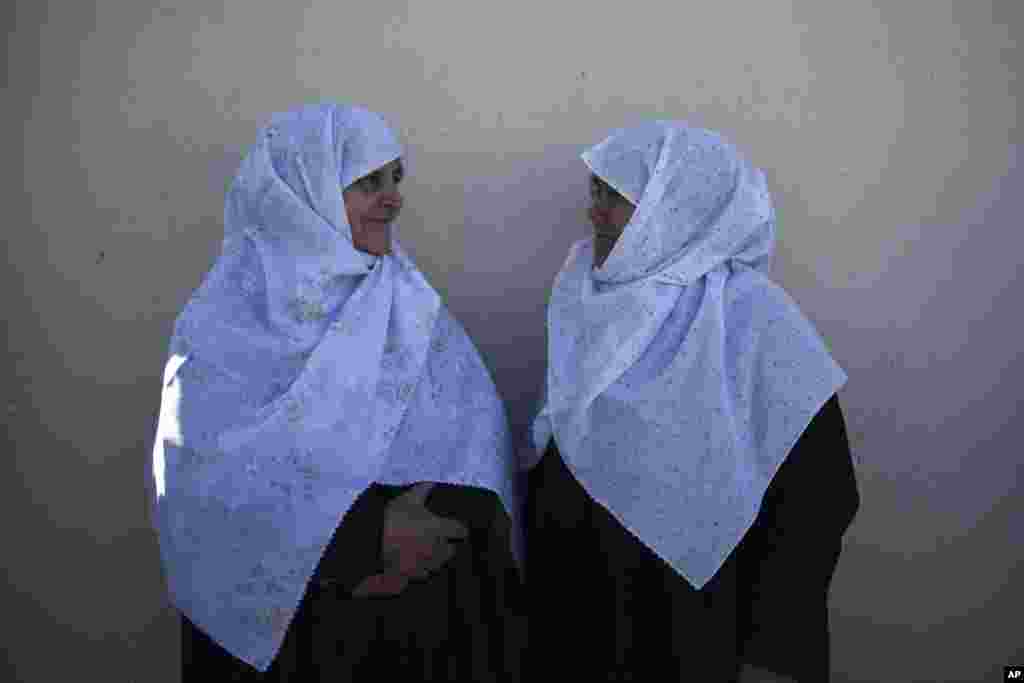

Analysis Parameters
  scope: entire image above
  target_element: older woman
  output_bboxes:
[149,103,524,680]
[527,121,859,682]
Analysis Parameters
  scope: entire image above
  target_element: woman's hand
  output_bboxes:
[351,571,409,598]
[351,482,468,598]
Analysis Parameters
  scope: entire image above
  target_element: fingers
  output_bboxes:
[352,572,409,598]
[378,546,401,573]
[380,483,468,582]
[395,487,468,541]
[410,536,462,579]
[406,546,435,580]
[428,538,457,572]
[389,535,461,583]
[433,515,469,541]
[354,543,456,597]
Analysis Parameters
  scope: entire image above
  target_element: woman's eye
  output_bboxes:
[591,179,621,204]
[360,173,381,191]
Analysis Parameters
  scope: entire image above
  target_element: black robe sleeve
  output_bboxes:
[735,394,860,682]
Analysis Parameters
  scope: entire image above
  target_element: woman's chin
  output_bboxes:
[354,240,392,257]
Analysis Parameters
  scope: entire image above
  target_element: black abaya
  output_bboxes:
[182,483,525,681]
[526,394,859,682]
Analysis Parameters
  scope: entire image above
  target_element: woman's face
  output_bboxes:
[343,158,405,256]
[588,174,636,269]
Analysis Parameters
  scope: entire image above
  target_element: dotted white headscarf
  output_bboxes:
[533,121,846,589]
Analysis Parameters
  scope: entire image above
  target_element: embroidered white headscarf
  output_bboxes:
[149,103,519,671]
[532,120,847,589]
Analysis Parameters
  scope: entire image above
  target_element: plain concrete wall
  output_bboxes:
[5,1,1021,680]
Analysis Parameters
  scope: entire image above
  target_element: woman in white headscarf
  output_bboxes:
[149,103,524,680]
[527,121,859,682]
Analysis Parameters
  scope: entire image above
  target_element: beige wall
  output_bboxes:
[6,1,1021,680]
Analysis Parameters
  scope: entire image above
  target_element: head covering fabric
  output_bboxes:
[532,120,847,589]
[150,103,518,671]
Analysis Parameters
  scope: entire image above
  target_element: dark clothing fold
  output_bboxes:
[182,483,525,681]
[525,394,859,682]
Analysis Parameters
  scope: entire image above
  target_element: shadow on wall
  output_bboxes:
[449,144,595,457]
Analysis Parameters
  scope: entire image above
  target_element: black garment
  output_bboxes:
[526,394,859,682]
[182,483,525,681]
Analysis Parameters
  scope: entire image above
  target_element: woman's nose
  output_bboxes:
[382,189,403,209]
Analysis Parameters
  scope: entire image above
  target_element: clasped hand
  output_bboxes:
[352,482,468,598]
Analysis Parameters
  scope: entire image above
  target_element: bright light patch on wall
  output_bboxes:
[152,354,189,499]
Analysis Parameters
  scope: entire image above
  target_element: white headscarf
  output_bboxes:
[150,103,518,671]
[532,120,847,589]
